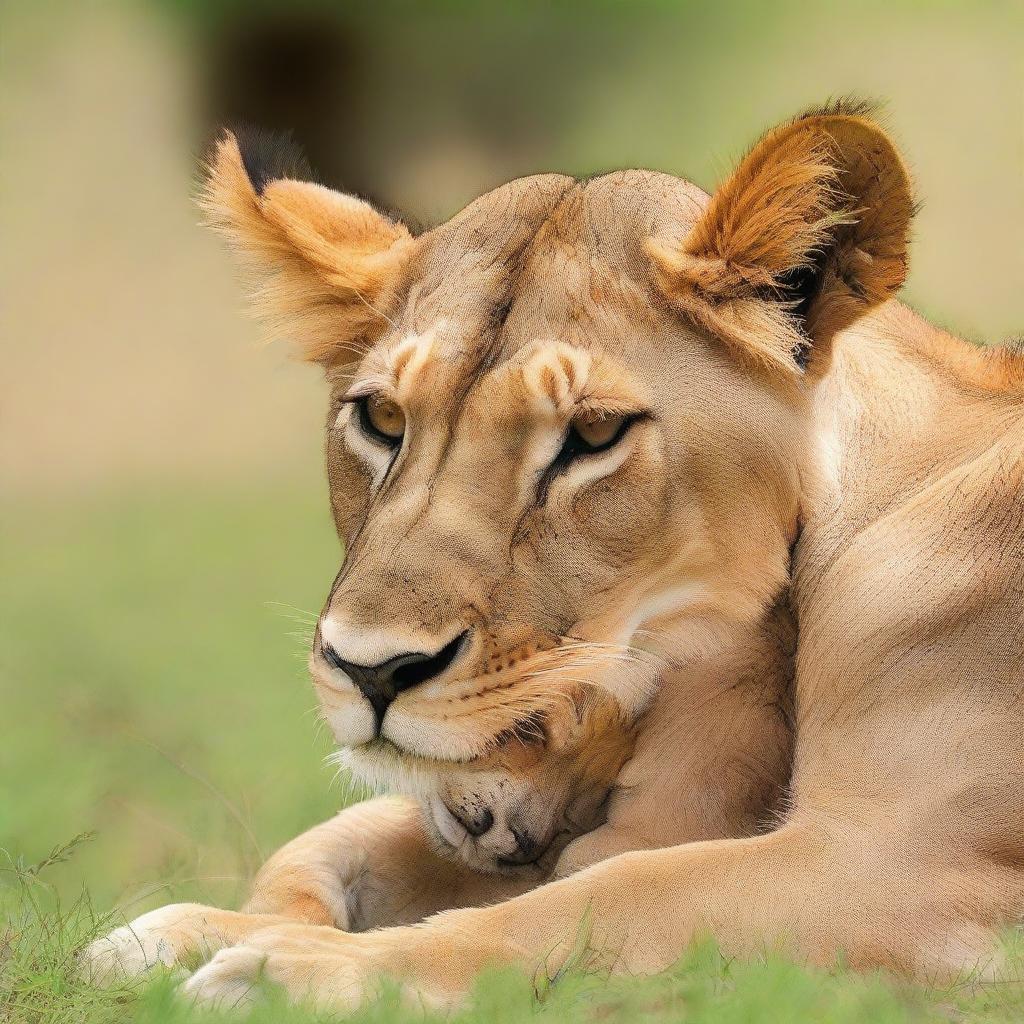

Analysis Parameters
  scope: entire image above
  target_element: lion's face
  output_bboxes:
[204,110,911,871]
[307,176,807,869]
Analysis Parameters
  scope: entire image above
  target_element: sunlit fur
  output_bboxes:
[202,129,815,869]
[199,132,414,365]
[87,104,1023,1004]
[302,170,806,864]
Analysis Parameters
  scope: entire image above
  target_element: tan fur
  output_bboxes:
[199,132,414,365]
[86,106,1022,1010]
[649,101,913,374]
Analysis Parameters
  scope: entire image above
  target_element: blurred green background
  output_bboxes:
[1,1,1022,1020]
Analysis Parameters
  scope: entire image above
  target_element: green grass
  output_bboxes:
[2,483,1023,1023]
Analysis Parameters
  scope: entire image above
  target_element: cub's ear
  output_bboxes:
[199,129,414,367]
[648,101,914,374]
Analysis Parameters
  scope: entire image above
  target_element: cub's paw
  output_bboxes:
[81,903,225,986]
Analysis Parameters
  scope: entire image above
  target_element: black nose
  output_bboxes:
[497,825,544,868]
[446,804,494,838]
[320,631,467,730]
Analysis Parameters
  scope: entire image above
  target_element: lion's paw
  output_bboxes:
[181,925,370,1011]
[81,903,209,985]
[180,944,271,1010]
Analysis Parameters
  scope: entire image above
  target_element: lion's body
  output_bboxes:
[84,106,1023,1009]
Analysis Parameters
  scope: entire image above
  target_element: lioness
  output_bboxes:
[85,103,1023,1010]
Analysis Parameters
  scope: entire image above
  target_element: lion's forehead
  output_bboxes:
[333,171,713,546]
[357,173,709,415]
[396,170,708,352]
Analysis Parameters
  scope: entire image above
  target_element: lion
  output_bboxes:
[84,103,1023,1011]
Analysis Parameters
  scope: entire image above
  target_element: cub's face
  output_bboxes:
[204,108,911,871]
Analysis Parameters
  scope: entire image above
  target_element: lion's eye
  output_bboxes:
[357,394,406,446]
[571,412,626,450]
[535,410,643,503]
[563,412,631,457]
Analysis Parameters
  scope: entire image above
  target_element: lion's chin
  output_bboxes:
[379,710,496,762]
[330,739,454,797]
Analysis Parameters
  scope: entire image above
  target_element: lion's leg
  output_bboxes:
[178,828,810,1008]
[84,796,532,984]
[81,903,300,985]
[242,795,534,930]
[182,811,1022,1010]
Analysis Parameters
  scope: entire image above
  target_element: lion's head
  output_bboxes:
[202,103,912,873]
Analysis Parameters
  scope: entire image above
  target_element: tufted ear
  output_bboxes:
[199,130,414,367]
[648,101,914,375]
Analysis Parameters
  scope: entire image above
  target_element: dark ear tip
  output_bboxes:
[228,125,313,196]
[797,95,882,124]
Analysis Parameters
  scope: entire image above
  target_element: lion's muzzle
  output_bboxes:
[317,627,469,733]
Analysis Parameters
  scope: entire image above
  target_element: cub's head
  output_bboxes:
[202,105,911,873]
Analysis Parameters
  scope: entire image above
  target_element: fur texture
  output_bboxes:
[648,100,914,374]
[85,106,1023,1010]
[199,130,414,365]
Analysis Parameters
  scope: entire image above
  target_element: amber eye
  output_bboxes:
[357,394,406,446]
[536,410,641,503]
[571,412,627,451]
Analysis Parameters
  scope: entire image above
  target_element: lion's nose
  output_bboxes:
[319,630,468,728]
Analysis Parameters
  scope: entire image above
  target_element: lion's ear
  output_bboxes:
[649,101,914,374]
[199,130,414,367]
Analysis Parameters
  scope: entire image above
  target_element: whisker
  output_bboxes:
[264,601,319,623]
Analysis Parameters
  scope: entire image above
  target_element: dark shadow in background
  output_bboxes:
[196,3,653,214]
